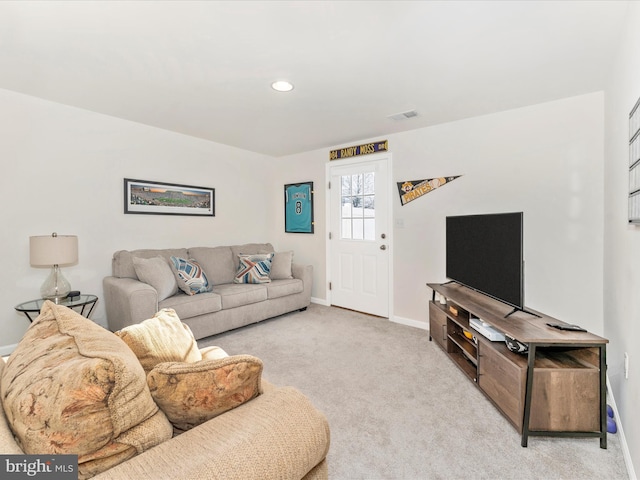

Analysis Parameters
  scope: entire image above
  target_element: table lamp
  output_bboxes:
[29,232,78,302]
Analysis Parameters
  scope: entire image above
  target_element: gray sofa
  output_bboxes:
[103,243,312,339]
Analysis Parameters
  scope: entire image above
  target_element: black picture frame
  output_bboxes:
[124,178,215,216]
[284,182,314,233]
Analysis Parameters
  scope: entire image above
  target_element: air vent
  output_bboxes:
[388,110,418,121]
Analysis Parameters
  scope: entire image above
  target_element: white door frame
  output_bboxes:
[325,153,394,319]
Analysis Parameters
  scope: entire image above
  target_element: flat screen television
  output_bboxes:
[446,212,524,310]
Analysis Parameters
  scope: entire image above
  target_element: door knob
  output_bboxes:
[380,245,387,250]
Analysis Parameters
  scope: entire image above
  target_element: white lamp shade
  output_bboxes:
[30,234,78,267]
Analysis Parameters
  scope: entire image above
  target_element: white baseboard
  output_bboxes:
[309,302,429,331]
[310,297,330,307]
[607,377,637,480]
[0,343,17,357]
[392,315,429,331]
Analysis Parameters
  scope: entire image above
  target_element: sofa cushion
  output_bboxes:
[267,278,304,299]
[112,248,189,279]
[170,256,211,295]
[188,246,236,286]
[160,291,222,320]
[270,251,294,280]
[213,283,268,309]
[115,308,202,373]
[132,256,179,301]
[0,301,172,477]
[234,253,274,284]
[147,355,263,432]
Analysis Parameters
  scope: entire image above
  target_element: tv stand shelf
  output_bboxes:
[427,282,608,448]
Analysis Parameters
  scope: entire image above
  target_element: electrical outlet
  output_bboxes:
[624,352,629,379]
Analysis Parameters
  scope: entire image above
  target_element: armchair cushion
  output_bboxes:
[0,301,172,478]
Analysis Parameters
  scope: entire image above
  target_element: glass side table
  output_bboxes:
[15,294,98,322]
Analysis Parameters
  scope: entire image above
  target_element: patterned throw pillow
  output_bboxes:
[147,354,263,432]
[234,253,274,284]
[170,256,211,295]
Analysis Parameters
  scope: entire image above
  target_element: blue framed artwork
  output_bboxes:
[284,182,314,233]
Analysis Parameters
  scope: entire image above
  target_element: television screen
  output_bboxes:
[446,212,524,309]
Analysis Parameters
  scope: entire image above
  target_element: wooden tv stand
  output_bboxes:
[427,282,608,448]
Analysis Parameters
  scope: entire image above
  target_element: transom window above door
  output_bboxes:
[340,172,375,240]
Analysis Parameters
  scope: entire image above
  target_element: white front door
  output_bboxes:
[328,156,391,317]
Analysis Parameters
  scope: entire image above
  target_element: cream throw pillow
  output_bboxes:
[115,308,202,373]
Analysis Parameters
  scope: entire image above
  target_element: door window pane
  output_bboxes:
[340,172,375,240]
[364,172,375,194]
[363,195,375,217]
[341,176,351,196]
[341,196,352,218]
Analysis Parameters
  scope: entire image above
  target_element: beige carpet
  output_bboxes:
[199,303,629,480]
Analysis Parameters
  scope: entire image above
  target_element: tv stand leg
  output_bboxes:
[599,345,607,449]
[505,306,542,319]
[521,344,537,447]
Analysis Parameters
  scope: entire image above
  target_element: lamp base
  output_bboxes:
[41,265,71,302]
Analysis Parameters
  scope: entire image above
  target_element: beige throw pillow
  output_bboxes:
[132,256,179,301]
[147,355,263,432]
[115,308,202,373]
[270,251,294,279]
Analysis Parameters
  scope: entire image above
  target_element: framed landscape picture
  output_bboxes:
[124,178,215,216]
[284,182,314,233]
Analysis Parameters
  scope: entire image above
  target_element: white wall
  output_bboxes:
[1,65,628,474]
[273,93,605,334]
[268,149,328,303]
[604,1,640,477]
[0,88,273,349]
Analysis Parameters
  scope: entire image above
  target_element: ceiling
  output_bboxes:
[0,1,630,157]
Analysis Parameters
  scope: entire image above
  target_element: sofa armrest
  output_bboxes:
[103,276,158,331]
[93,386,330,480]
[292,262,311,281]
[292,263,313,306]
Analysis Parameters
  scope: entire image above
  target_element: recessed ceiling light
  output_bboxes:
[271,80,294,92]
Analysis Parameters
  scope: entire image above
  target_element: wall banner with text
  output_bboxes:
[329,140,388,160]
[397,176,461,206]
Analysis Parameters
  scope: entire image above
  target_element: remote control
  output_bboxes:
[546,322,587,332]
